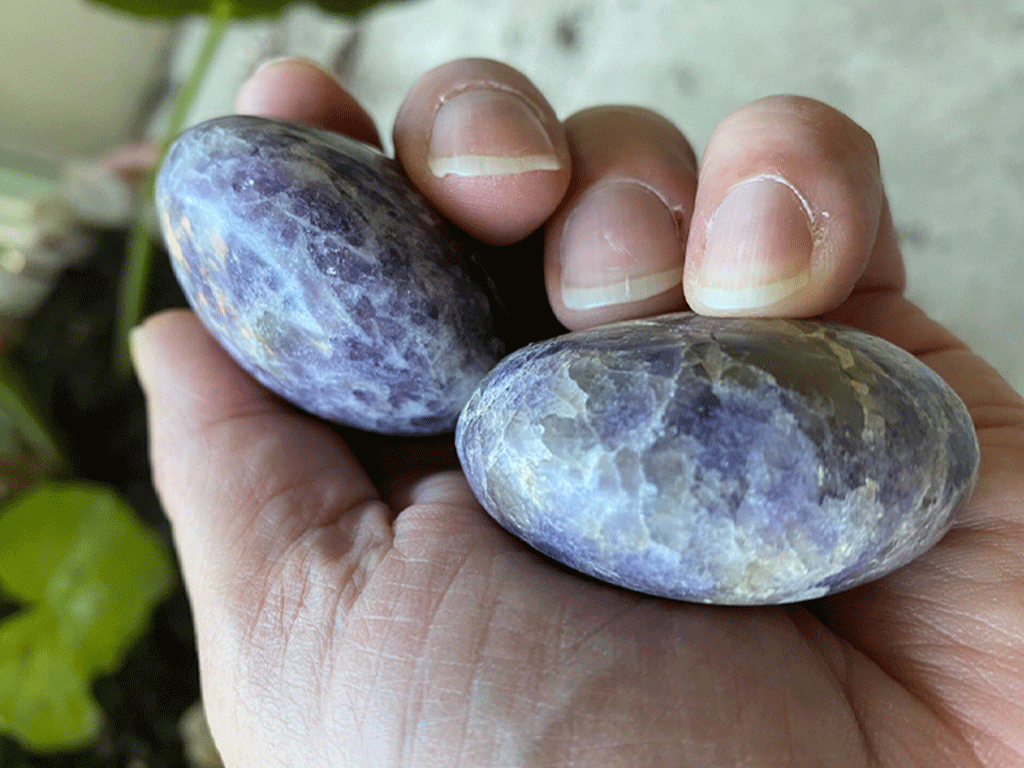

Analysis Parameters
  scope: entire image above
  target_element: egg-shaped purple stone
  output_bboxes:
[455,312,979,604]
[156,115,503,434]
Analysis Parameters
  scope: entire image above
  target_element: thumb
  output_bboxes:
[130,309,390,625]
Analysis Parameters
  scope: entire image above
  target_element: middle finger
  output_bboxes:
[544,106,698,330]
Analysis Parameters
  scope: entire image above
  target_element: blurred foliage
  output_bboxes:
[0,356,65,497]
[86,0,389,18]
[0,483,176,751]
[0,224,197,764]
[0,0,401,758]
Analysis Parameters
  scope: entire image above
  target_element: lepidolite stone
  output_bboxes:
[455,313,979,604]
[156,115,503,434]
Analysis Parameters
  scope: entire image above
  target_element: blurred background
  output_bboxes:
[1,0,1021,394]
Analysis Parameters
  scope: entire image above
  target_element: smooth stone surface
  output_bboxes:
[156,115,503,435]
[456,312,980,604]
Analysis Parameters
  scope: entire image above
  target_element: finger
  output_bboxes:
[543,106,697,330]
[100,140,157,183]
[393,58,571,245]
[130,310,391,618]
[684,95,901,316]
[235,56,381,147]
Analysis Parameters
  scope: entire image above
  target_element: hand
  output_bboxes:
[131,57,1024,767]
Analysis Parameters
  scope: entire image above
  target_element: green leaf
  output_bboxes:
[85,0,390,19]
[0,612,104,752]
[0,482,176,752]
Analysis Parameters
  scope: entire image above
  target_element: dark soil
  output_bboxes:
[1,230,200,767]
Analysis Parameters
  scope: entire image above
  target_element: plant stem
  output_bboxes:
[0,355,66,473]
[113,0,233,379]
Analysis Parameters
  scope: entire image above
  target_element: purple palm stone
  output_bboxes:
[156,115,503,435]
[455,313,979,604]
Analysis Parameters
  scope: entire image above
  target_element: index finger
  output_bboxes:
[235,56,381,147]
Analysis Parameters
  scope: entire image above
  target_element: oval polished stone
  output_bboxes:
[455,312,980,604]
[156,115,503,435]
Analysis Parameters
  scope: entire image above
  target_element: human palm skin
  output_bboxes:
[132,57,1024,767]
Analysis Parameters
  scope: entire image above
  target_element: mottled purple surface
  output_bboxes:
[156,115,503,434]
[456,313,980,604]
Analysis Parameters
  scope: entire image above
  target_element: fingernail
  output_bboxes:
[428,89,561,177]
[252,55,323,78]
[695,174,813,310]
[237,57,330,115]
[560,180,683,310]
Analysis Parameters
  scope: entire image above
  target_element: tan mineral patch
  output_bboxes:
[825,338,856,370]
[209,228,228,264]
[166,231,185,266]
[161,210,187,267]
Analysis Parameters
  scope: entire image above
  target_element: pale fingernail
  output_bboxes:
[560,180,683,310]
[695,174,814,310]
[251,55,323,78]
[237,57,329,114]
[428,89,561,178]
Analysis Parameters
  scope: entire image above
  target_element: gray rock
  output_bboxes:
[456,312,979,604]
[156,115,503,435]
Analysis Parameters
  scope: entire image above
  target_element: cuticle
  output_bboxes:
[433,81,548,124]
[429,81,553,158]
[715,172,830,244]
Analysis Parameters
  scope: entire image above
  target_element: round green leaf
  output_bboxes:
[0,611,104,752]
[0,482,176,751]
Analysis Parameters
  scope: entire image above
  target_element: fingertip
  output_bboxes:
[132,309,383,588]
[130,309,263,425]
[393,58,571,245]
[235,56,380,147]
[128,317,156,388]
[129,309,195,412]
[683,96,886,318]
[544,106,696,330]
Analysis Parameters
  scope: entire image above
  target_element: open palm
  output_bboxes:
[133,58,1024,767]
